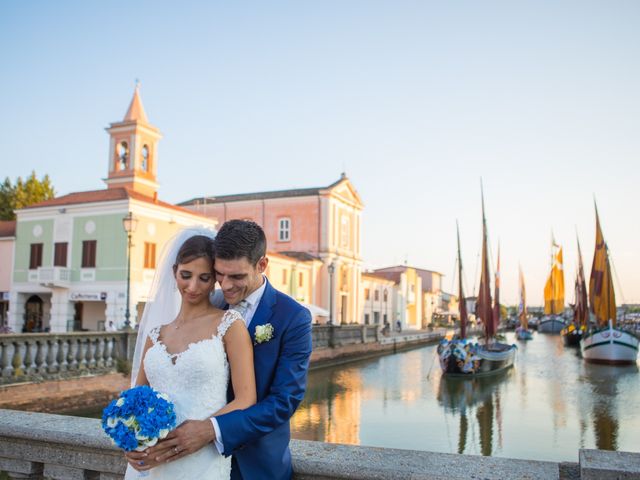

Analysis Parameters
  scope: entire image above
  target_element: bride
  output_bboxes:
[124,228,256,479]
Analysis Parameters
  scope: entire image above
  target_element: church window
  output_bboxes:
[117,142,129,170]
[340,215,350,248]
[141,145,149,171]
[278,218,291,241]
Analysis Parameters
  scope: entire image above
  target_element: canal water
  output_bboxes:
[67,331,639,462]
[290,331,640,462]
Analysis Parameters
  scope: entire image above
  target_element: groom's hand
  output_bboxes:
[151,419,216,463]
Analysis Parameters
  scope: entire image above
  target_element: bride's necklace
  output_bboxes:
[174,308,210,329]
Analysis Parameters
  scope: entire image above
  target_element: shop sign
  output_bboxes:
[70,292,107,301]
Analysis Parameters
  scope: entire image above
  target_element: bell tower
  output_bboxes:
[104,83,162,197]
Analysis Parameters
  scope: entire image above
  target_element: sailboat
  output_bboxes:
[515,265,533,340]
[580,204,639,364]
[561,236,588,347]
[437,192,516,376]
[539,239,566,333]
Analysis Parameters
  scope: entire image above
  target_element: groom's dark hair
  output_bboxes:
[214,220,266,266]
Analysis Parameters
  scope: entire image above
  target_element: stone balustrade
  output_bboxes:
[1,409,639,479]
[0,332,125,386]
[0,325,390,386]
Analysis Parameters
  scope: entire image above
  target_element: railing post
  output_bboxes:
[1,340,15,378]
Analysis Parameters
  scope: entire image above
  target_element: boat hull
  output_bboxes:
[438,340,517,377]
[580,326,639,364]
[538,317,565,333]
[562,330,583,347]
[515,328,533,341]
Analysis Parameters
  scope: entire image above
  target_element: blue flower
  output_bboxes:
[101,386,176,452]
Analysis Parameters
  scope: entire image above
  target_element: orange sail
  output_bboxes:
[589,206,616,326]
[544,244,565,315]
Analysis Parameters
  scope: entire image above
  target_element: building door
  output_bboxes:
[73,302,83,331]
[340,295,347,324]
[24,295,43,332]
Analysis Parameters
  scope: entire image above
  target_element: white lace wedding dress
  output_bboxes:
[125,310,241,480]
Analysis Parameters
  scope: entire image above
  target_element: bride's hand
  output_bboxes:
[124,449,160,471]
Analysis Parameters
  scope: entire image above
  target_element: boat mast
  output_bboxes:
[456,220,468,339]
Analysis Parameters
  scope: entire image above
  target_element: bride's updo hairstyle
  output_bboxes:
[172,235,215,273]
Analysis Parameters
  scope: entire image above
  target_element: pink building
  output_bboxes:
[180,174,364,324]
[0,221,16,329]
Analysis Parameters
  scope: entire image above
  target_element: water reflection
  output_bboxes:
[436,371,511,456]
[580,363,639,451]
[291,367,362,444]
[290,333,640,461]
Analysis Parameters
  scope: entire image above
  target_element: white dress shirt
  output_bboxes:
[210,277,267,454]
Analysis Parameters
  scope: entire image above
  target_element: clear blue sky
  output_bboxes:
[1,1,639,305]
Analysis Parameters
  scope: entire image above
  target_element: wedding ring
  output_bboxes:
[173,446,179,454]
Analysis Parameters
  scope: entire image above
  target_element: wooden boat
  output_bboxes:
[515,264,533,340]
[580,204,639,364]
[438,189,516,377]
[562,236,588,347]
[539,240,566,333]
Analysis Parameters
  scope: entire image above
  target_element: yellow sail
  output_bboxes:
[543,245,565,315]
[518,265,528,329]
[589,208,616,326]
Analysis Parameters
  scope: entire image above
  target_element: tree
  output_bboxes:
[0,171,55,220]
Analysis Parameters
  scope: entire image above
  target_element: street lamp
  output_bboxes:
[122,212,138,329]
[328,262,335,326]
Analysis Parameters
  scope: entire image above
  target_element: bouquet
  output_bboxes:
[102,385,177,452]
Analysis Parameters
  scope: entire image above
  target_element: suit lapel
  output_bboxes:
[248,279,276,342]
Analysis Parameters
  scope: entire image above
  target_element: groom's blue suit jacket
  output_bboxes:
[216,279,312,480]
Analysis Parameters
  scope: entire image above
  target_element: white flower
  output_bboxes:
[107,417,119,428]
[115,398,125,407]
[122,416,137,427]
[255,323,274,344]
[142,437,158,448]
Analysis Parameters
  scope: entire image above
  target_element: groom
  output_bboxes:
[144,219,312,479]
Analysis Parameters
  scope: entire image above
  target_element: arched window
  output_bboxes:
[117,141,129,170]
[141,145,149,171]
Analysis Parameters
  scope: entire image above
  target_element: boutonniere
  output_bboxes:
[254,323,274,344]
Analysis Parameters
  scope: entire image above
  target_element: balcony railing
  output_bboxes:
[37,267,71,288]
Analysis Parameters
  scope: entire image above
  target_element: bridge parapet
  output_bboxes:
[5,409,638,479]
